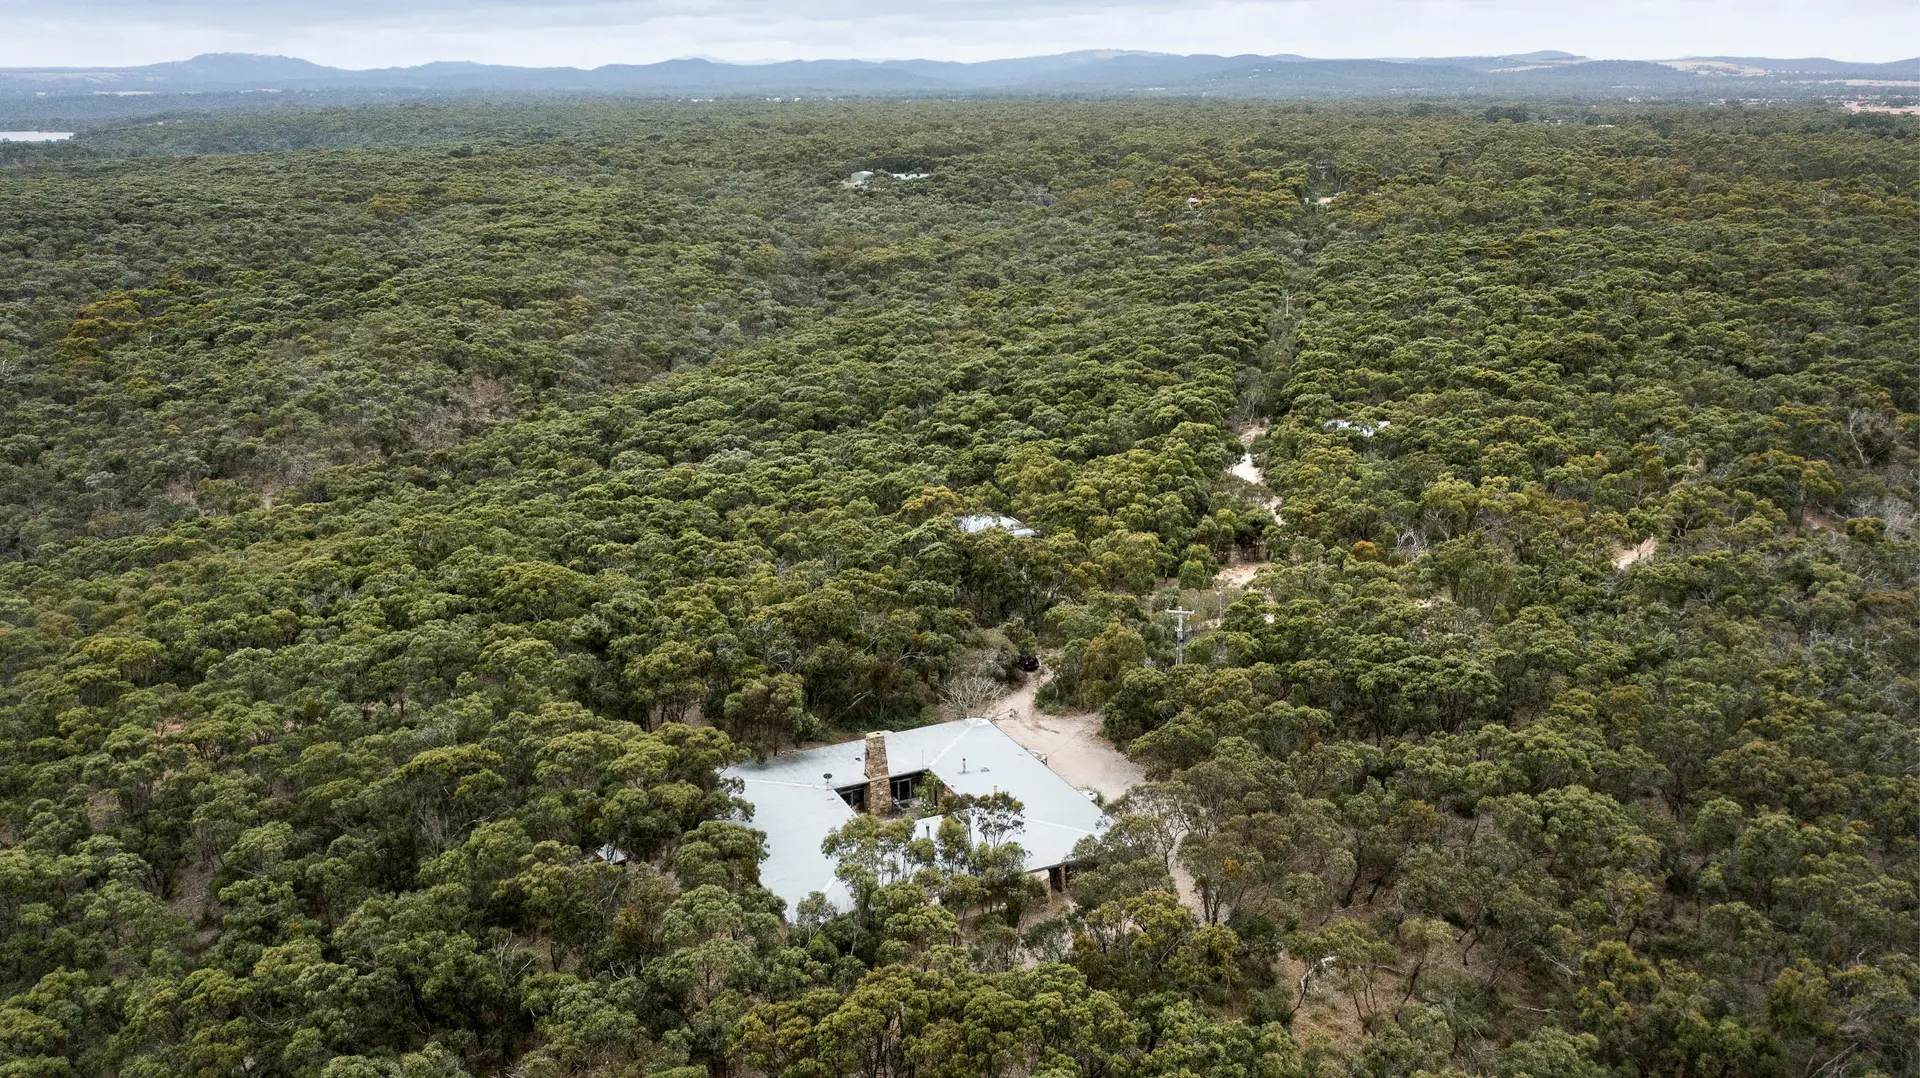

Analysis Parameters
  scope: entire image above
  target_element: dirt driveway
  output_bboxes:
[985,672,1144,803]
[984,670,1205,913]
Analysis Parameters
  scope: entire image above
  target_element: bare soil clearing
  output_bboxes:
[982,670,1205,913]
[1801,509,1840,532]
[1216,561,1267,588]
[983,671,1142,802]
[1612,536,1658,569]
[1229,452,1265,485]
[1230,423,1274,487]
[1222,422,1279,587]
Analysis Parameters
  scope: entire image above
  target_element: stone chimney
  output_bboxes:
[864,731,892,817]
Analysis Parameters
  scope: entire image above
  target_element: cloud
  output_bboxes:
[3,0,1914,68]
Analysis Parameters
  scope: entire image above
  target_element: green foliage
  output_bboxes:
[1111,99,1919,1077]
[1,97,1916,1076]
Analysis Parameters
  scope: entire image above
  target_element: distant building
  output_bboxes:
[957,514,1039,538]
[724,718,1106,914]
[1325,418,1390,438]
[844,170,929,186]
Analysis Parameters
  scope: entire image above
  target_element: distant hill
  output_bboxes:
[1671,56,1920,78]
[0,49,1914,106]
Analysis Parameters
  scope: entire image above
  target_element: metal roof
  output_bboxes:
[725,718,1108,916]
[957,514,1038,537]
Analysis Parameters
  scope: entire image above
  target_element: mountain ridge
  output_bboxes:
[2,49,1914,99]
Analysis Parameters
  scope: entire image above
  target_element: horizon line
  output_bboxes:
[5,48,1916,73]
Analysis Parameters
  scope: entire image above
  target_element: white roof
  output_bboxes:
[725,718,1108,915]
[1324,418,1390,437]
[957,514,1038,537]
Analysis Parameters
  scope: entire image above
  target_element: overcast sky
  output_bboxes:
[4,0,1915,68]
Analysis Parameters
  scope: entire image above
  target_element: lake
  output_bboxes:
[0,131,74,141]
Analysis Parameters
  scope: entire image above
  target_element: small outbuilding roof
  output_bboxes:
[1325,418,1390,437]
[724,718,1107,915]
[957,514,1039,538]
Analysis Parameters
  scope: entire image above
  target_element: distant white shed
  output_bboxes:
[957,514,1039,538]
[1325,418,1391,438]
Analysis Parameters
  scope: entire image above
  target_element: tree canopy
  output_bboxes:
[0,98,1914,1077]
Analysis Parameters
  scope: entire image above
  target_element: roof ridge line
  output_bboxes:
[736,777,841,790]
[907,720,980,772]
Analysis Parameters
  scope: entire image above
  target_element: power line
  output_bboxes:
[1166,607,1195,665]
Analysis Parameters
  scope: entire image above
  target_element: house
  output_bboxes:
[723,718,1107,914]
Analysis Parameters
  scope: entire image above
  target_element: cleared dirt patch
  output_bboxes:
[1216,561,1267,588]
[1231,424,1283,515]
[983,672,1143,801]
[1229,451,1265,485]
[1222,424,1279,588]
[1612,536,1657,569]
[1231,423,1269,483]
[982,670,1205,914]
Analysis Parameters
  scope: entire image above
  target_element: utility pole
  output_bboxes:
[1167,607,1195,665]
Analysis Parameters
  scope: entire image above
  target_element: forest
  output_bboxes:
[0,98,1915,1077]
